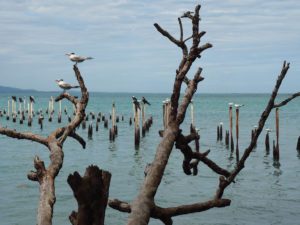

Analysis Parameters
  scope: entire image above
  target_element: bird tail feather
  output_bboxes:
[72,85,80,88]
[86,57,93,60]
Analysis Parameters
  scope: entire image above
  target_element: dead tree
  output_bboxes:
[0,65,88,225]
[109,5,300,225]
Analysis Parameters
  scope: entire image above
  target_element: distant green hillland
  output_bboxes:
[0,85,37,93]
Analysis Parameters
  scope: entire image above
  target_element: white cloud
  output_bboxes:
[0,0,299,93]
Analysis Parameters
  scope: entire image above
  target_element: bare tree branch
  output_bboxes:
[273,92,300,108]
[215,61,290,199]
[0,127,48,146]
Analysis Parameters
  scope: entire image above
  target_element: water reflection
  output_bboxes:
[272,160,282,176]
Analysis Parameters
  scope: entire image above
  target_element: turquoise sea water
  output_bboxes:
[0,92,299,225]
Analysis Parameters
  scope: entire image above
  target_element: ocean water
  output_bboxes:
[0,92,299,225]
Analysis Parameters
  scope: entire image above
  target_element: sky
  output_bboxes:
[0,0,299,93]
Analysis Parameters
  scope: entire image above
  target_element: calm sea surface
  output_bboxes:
[0,92,299,225]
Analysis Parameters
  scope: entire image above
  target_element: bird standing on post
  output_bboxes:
[55,79,79,92]
[132,96,141,110]
[65,53,93,65]
[142,97,151,106]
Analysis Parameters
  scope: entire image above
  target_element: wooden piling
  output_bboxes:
[134,103,140,147]
[296,136,300,151]
[96,121,99,132]
[265,132,270,153]
[88,123,93,140]
[220,122,223,141]
[190,100,195,128]
[58,113,62,123]
[275,108,280,159]
[225,130,229,146]
[273,139,279,161]
[104,119,108,128]
[235,107,240,162]
[229,103,234,152]
[82,119,86,129]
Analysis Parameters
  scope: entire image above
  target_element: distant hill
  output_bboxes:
[0,85,38,93]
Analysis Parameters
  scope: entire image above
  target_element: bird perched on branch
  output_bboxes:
[65,53,93,65]
[132,96,140,110]
[142,97,151,106]
[29,96,35,103]
[55,79,79,92]
[181,11,194,19]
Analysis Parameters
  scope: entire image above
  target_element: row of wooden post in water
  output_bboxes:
[0,96,154,147]
[216,103,300,162]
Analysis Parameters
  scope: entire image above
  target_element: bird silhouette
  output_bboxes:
[142,97,151,105]
[132,96,140,110]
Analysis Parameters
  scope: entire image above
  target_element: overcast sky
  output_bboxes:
[0,0,299,93]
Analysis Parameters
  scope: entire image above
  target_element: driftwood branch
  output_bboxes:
[215,61,291,199]
[110,197,230,224]
[0,128,48,146]
[0,65,88,225]
[273,92,300,108]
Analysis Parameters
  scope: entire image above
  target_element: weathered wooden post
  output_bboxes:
[88,122,93,140]
[18,97,23,114]
[6,97,10,120]
[141,102,146,137]
[57,100,62,123]
[265,128,271,153]
[109,102,116,141]
[190,99,195,128]
[163,98,170,130]
[296,136,300,151]
[28,96,34,127]
[23,96,26,113]
[132,97,140,147]
[274,108,280,160]
[219,122,223,141]
[225,130,229,146]
[235,104,243,162]
[104,119,108,129]
[96,120,99,132]
[229,102,234,152]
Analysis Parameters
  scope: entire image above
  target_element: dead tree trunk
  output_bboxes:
[0,65,88,225]
[68,165,111,225]
[108,5,299,225]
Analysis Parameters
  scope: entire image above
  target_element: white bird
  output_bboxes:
[65,53,93,64]
[228,102,234,106]
[266,128,272,133]
[55,79,79,92]
[234,104,244,108]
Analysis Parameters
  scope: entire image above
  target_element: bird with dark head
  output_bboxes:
[142,97,151,106]
[19,97,23,103]
[132,96,140,110]
[65,52,93,65]
[11,96,17,101]
[55,79,80,92]
[29,96,35,103]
